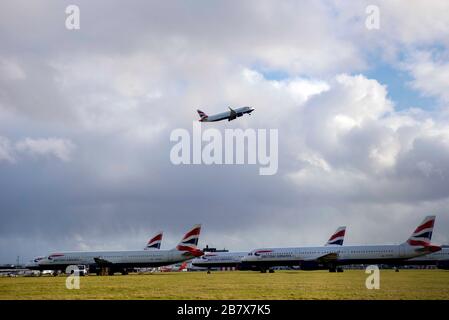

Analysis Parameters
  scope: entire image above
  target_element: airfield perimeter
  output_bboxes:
[1,270,448,300]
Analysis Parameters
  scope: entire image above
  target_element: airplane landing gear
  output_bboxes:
[97,267,112,276]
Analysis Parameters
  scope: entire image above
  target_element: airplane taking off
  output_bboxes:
[37,225,203,275]
[242,216,441,273]
[197,106,255,122]
[144,232,163,250]
[191,226,347,271]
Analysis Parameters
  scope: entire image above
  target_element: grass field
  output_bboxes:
[1,270,449,300]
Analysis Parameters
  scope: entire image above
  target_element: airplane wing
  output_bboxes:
[228,107,237,121]
[303,252,339,263]
[94,257,113,265]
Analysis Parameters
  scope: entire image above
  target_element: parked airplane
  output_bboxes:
[25,232,164,274]
[192,251,249,270]
[191,226,347,271]
[242,216,440,273]
[37,225,203,275]
[144,232,163,250]
[197,106,255,122]
[25,256,45,271]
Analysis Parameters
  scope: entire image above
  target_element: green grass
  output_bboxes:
[1,270,448,300]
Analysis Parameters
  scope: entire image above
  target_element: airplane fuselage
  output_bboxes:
[192,251,249,269]
[37,249,197,271]
[242,244,438,269]
[201,106,254,122]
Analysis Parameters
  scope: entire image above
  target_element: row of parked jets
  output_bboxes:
[25,215,448,275]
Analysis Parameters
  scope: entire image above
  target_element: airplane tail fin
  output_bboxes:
[144,232,163,250]
[407,216,435,246]
[404,215,441,253]
[405,215,436,247]
[176,224,203,257]
[197,109,208,122]
[325,226,346,246]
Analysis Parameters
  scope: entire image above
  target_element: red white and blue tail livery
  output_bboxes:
[176,224,203,257]
[197,110,208,122]
[406,215,435,247]
[325,226,346,246]
[144,232,163,250]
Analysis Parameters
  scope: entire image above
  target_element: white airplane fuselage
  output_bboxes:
[192,252,248,269]
[37,249,198,271]
[191,227,347,270]
[200,106,254,122]
[242,244,438,269]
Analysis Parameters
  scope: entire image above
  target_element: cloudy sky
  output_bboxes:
[1,0,449,263]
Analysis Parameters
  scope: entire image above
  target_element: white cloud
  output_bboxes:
[15,138,75,162]
[376,0,449,46]
[329,1,449,55]
[0,58,26,81]
[403,51,449,102]
[288,73,449,204]
[0,136,15,163]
